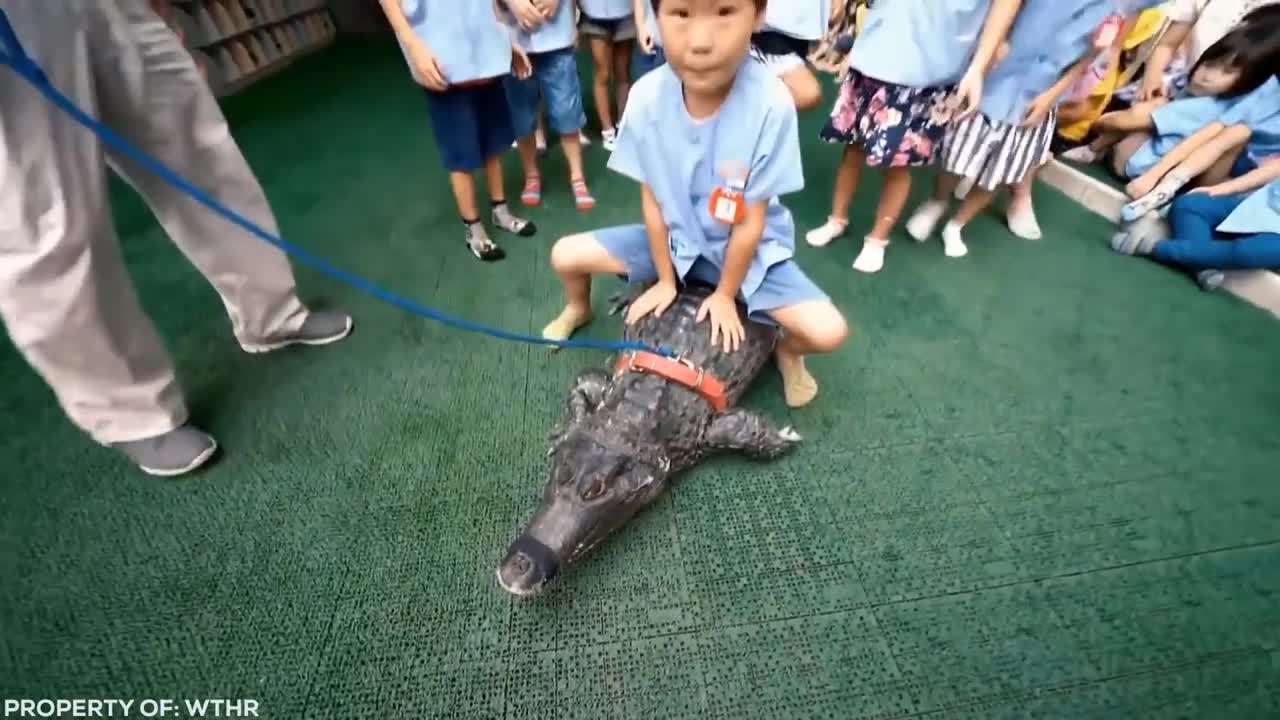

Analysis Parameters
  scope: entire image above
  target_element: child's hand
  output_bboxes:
[408,41,447,91]
[1021,90,1057,128]
[952,68,984,121]
[637,24,655,54]
[624,281,678,325]
[506,0,546,30]
[697,291,745,353]
[511,45,533,79]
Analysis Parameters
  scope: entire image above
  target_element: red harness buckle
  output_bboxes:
[614,351,729,413]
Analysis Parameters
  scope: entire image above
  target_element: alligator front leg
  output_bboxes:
[703,408,802,460]
[607,281,654,317]
[550,368,611,446]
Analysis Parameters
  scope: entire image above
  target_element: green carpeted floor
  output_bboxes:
[2,40,1278,719]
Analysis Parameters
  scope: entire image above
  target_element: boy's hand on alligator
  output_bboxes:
[697,291,745,353]
[624,281,678,325]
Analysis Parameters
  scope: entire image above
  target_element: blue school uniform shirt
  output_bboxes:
[1126,76,1280,177]
[764,1,831,41]
[511,0,576,54]
[580,0,631,20]
[397,0,511,86]
[979,0,1166,125]
[849,0,992,88]
[1218,177,1280,237]
[606,58,805,301]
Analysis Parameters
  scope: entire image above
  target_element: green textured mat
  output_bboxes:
[2,40,1278,719]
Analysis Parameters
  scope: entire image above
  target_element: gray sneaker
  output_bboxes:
[240,309,353,353]
[111,425,219,477]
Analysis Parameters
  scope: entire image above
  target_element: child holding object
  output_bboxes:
[498,0,597,211]
[804,0,1024,274]
[378,0,538,261]
[905,1,1165,257]
[541,0,849,409]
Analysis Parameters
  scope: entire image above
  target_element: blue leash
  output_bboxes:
[0,8,672,358]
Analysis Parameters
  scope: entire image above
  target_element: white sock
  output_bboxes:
[906,199,947,241]
[805,217,848,247]
[954,177,975,200]
[1060,145,1099,163]
[1007,202,1042,240]
[852,237,888,273]
[941,221,968,258]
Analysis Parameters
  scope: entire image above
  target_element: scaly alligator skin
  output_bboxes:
[497,280,803,597]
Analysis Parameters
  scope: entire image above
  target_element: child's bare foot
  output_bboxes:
[542,304,593,343]
[777,350,818,408]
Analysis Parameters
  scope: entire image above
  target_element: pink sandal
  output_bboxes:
[521,175,541,207]
[572,178,595,211]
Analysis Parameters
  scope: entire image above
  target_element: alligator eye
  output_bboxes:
[581,479,608,501]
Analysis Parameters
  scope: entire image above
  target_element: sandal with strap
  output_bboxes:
[572,178,595,211]
[521,175,542,207]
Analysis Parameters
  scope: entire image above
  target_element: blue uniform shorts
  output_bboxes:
[593,224,829,326]
[423,80,515,173]
[503,47,586,138]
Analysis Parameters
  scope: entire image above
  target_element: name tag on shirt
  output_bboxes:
[1094,15,1123,49]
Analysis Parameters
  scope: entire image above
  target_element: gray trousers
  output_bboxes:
[0,0,309,444]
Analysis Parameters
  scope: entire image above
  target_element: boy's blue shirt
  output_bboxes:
[850,0,993,88]
[979,0,1167,125]
[509,0,576,54]
[763,0,831,41]
[396,0,512,86]
[607,58,805,301]
[579,0,632,20]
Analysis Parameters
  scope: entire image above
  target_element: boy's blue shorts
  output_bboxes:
[593,224,829,326]
[423,80,515,172]
[503,47,586,138]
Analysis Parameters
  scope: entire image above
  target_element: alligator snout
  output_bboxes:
[496,534,561,597]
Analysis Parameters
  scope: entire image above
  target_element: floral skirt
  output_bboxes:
[819,69,955,167]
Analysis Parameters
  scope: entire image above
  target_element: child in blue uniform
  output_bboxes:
[580,0,637,151]
[805,0,1023,274]
[378,0,537,261]
[542,0,849,409]
[499,0,596,211]
[905,0,1165,258]
[751,0,832,110]
[1112,155,1280,278]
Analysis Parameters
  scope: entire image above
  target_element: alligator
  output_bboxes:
[497,280,803,597]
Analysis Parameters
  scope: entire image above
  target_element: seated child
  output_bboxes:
[541,0,849,409]
[750,0,832,110]
[904,1,1160,255]
[1112,154,1280,276]
[498,0,596,210]
[1068,7,1279,179]
[579,0,637,151]
[378,0,537,261]
[803,0,1023,273]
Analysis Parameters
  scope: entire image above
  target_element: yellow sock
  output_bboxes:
[541,305,592,343]
[777,353,818,408]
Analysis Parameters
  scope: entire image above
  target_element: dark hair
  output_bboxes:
[1191,10,1280,98]
[649,0,768,11]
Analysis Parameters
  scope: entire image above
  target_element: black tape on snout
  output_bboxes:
[510,535,561,582]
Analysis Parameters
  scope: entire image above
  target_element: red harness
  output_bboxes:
[614,351,729,413]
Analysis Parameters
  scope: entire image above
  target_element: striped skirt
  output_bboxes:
[940,107,1058,191]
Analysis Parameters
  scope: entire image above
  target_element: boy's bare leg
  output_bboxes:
[543,233,628,340]
[779,65,823,111]
[559,132,595,209]
[516,134,541,205]
[1126,121,1226,198]
[449,171,480,220]
[766,301,850,408]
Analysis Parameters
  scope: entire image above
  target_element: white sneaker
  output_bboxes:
[805,217,848,247]
[601,127,617,152]
[852,237,888,273]
[905,200,947,241]
[941,222,968,258]
[1007,203,1042,240]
